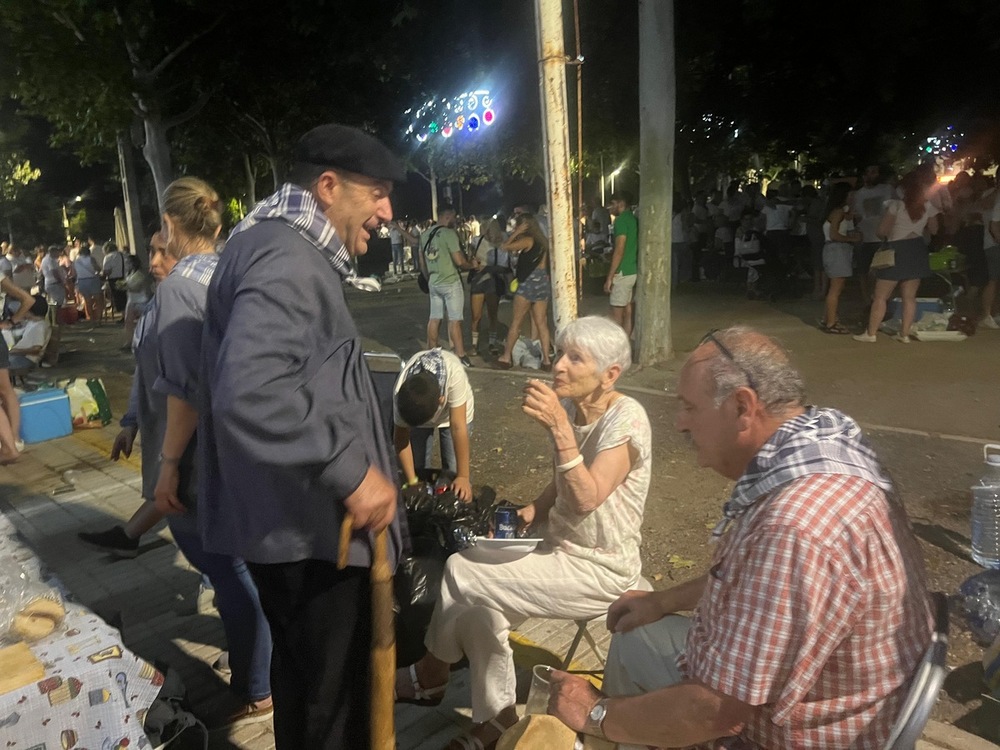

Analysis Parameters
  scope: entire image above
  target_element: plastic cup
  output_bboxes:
[524,664,553,715]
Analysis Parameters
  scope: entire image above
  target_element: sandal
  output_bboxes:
[819,321,851,335]
[446,717,514,750]
[540,362,552,372]
[394,664,448,707]
[491,360,512,370]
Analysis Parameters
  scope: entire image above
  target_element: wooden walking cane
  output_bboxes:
[339,515,396,750]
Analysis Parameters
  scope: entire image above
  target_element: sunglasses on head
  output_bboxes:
[698,329,758,393]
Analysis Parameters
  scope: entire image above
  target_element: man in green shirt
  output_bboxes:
[605,191,638,337]
[418,204,478,367]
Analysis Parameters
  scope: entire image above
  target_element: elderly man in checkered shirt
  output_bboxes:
[548,326,933,750]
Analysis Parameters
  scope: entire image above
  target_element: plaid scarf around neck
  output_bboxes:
[230,183,355,280]
[711,406,894,539]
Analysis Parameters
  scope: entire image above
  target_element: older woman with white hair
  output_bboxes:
[396,315,652,750]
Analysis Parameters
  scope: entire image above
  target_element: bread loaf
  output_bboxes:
[12,596,66,641]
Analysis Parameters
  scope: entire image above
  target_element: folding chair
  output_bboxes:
[882,591,950,750]
[560,576,654,674]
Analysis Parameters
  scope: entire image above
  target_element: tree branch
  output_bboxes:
[49,11,85,43]
[163,88,214,130]
[149,14,226,80]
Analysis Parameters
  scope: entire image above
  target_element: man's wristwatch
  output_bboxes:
[583,698,609,740]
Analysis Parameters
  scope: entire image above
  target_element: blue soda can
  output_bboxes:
[494,505,519,539]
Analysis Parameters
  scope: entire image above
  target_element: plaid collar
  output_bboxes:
[171,252,218,287]
[230,183,354,279]
[712,406,895,539]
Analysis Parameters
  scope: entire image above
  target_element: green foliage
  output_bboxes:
[0,154,40,203]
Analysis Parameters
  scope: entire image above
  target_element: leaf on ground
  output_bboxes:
[704,521,716,530]
[667,554,695,569]
[493,447,503,453]
[650,572,664,582]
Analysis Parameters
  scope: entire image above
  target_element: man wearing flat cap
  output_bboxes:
[198,123,407,749]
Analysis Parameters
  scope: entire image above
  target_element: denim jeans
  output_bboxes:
[391,243,404,271]
[409,421,473,473]
[168,520,272,701]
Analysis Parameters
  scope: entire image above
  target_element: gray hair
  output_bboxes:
[556,315,632,376]
[704,326,805,412]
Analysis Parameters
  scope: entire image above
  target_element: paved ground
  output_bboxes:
[2,273,999,749]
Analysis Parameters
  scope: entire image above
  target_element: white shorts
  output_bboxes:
[610,273,637,307]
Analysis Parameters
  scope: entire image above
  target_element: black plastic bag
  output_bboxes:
[394,478,497,666]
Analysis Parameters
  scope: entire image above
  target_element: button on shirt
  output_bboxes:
[681,474,932,749]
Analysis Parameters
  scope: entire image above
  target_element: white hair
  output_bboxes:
[556,316,632,376]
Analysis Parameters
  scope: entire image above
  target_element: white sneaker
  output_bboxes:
[979,315,1000,329]
[894,334,911,344]
[853,333,877,343]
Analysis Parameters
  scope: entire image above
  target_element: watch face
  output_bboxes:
[589,702,607,722]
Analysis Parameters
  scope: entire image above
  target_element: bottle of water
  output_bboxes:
[971,444,1000,568]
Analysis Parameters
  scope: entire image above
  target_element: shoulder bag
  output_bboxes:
[417,226,445,293]
[870,241,895,270]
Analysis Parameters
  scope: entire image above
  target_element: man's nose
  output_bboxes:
[376,197,393,223]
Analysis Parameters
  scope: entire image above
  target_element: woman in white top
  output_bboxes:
[395,317,651,749]
[819,183,860,333]
[855,170,940,343]
[73,246,104,323]
[467,218,509,356]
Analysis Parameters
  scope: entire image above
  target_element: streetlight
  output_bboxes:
[62,195,82,243]
[610,168,622,197]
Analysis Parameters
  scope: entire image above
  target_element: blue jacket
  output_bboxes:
[198,220,404,568]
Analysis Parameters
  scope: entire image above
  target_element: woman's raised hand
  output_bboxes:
[521,378,562,431]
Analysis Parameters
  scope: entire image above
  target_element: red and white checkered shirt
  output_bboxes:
[681,474,933,749]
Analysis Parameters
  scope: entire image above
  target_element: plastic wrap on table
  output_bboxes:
[959,569,1000,646]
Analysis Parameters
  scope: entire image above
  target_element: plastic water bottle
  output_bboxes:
[971,444,1000,568]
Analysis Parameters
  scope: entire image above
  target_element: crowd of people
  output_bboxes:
[48,123,939,750]
[656,163,998,338]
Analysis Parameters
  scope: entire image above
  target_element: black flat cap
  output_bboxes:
[295,124,406,183]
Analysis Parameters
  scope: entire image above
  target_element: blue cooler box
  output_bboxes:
[887,297,943,321]
[19,389,73,444]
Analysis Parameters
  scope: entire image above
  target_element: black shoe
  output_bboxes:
[459,355,472,368]
[78,525,139,559]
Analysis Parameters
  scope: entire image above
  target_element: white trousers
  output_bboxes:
[425,549,634,722]
[603,615,692,750]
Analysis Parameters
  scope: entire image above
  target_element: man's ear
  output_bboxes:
[732,386,756,430]
[313,170,341,207]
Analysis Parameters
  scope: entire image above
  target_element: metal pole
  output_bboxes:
[534,0,578,330]
[117,133,145,264]
[572,0,584,301]
[600,154,605,207]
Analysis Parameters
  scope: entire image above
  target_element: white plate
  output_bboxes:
[912,330,967,341]
[461,537,543,563]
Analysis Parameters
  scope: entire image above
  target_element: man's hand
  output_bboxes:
[603,277,613,294]
[111,425,138,460]
[548,670,604,733]
[451,475,472,503]
[344,465,398,532]
[607,590,665,634]
[153,463,186,516]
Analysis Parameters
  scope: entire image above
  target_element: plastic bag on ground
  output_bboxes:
[959,569,1000,646]
[512,336,542,370]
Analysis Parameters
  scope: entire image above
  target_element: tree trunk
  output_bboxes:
[267,154,281,191]
[142,115,174,216]
[635,0,676,365]
[243,153,257,209]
